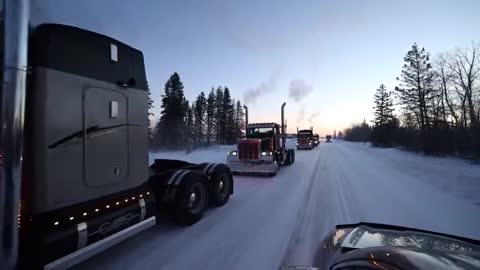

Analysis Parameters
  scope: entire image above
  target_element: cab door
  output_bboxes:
[84,87,128,187]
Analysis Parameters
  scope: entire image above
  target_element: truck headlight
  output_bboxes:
[315,141,318,143]
[309,142,312,145]
[229,151,237,156]
[261,152,273,156]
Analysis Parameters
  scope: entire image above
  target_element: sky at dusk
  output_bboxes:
[32,0,480,135]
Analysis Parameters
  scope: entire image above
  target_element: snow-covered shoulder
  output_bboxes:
[149,144,236,165]
[339,140,480,204]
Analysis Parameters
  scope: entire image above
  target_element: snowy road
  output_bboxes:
[73,141,480,270]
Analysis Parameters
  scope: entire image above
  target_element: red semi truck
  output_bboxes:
[226,103,295,176]
[297,129,314,150]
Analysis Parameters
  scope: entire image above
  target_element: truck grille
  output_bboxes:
[299,138,310,145]
[238,139,261,160]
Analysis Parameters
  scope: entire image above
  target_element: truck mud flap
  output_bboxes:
[150,169,201,205]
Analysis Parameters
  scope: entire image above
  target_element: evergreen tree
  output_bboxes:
[395,43,435,133]
[372,84,396,147]
[206,88,216,145]
[147,90,155,138]
[154,72,188,148]
[344,119,371,142]
[215,87,224,143]
[223,88,235,143]
[185,102,194,147]
[373,84,395,126]
[193,92,207,145]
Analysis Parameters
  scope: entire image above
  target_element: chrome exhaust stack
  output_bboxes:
[1,0,30,269]
[281,102,286,149]
[243,105,248,130]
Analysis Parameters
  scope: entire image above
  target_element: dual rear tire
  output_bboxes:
[171,171,209,225]
[285,149,295,165]
[171,164,233,225]
[208,164,233,207]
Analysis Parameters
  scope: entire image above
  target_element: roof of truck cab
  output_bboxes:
[247,123,279,128]
[298,129,313,133]
[29,23,148,91]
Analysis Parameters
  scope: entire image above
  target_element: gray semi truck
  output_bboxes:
[2,10,234,270]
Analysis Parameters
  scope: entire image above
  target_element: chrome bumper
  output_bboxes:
[296,145,314,149]
[226,155,279,175]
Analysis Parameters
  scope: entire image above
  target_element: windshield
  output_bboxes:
[298,133,311,139]
[5,1,480,270]
[247,127,274,139]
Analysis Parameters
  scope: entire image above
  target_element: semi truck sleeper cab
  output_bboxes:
[15,23,233,270]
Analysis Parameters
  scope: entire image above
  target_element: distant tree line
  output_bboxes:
[150,73,245,150]
[345,42,480,158]
[344,119,372,143]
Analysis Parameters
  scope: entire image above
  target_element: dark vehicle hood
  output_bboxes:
[282,223,480,270]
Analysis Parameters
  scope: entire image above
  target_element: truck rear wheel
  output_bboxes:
[209,164,233,207]
[268,169,278,177]
[172,171,209,225]
[285,149,295,165]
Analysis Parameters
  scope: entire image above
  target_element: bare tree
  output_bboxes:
[434,54,459,126]
[455,85,468,128]
[381,41,480,156]
[446,41,480,128]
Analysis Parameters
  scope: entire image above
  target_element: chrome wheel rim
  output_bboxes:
[217,174,230,198]
[187,185,205,213]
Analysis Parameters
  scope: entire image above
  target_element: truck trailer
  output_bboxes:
[1,8,234,269]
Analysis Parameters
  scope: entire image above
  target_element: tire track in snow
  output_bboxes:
[279,143,365,267]
[279,149,323,268]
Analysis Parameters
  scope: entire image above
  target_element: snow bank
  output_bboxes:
[340,141,480,204]
[149,144,236,165]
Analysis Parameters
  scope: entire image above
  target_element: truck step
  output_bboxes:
[44,216,156,270]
